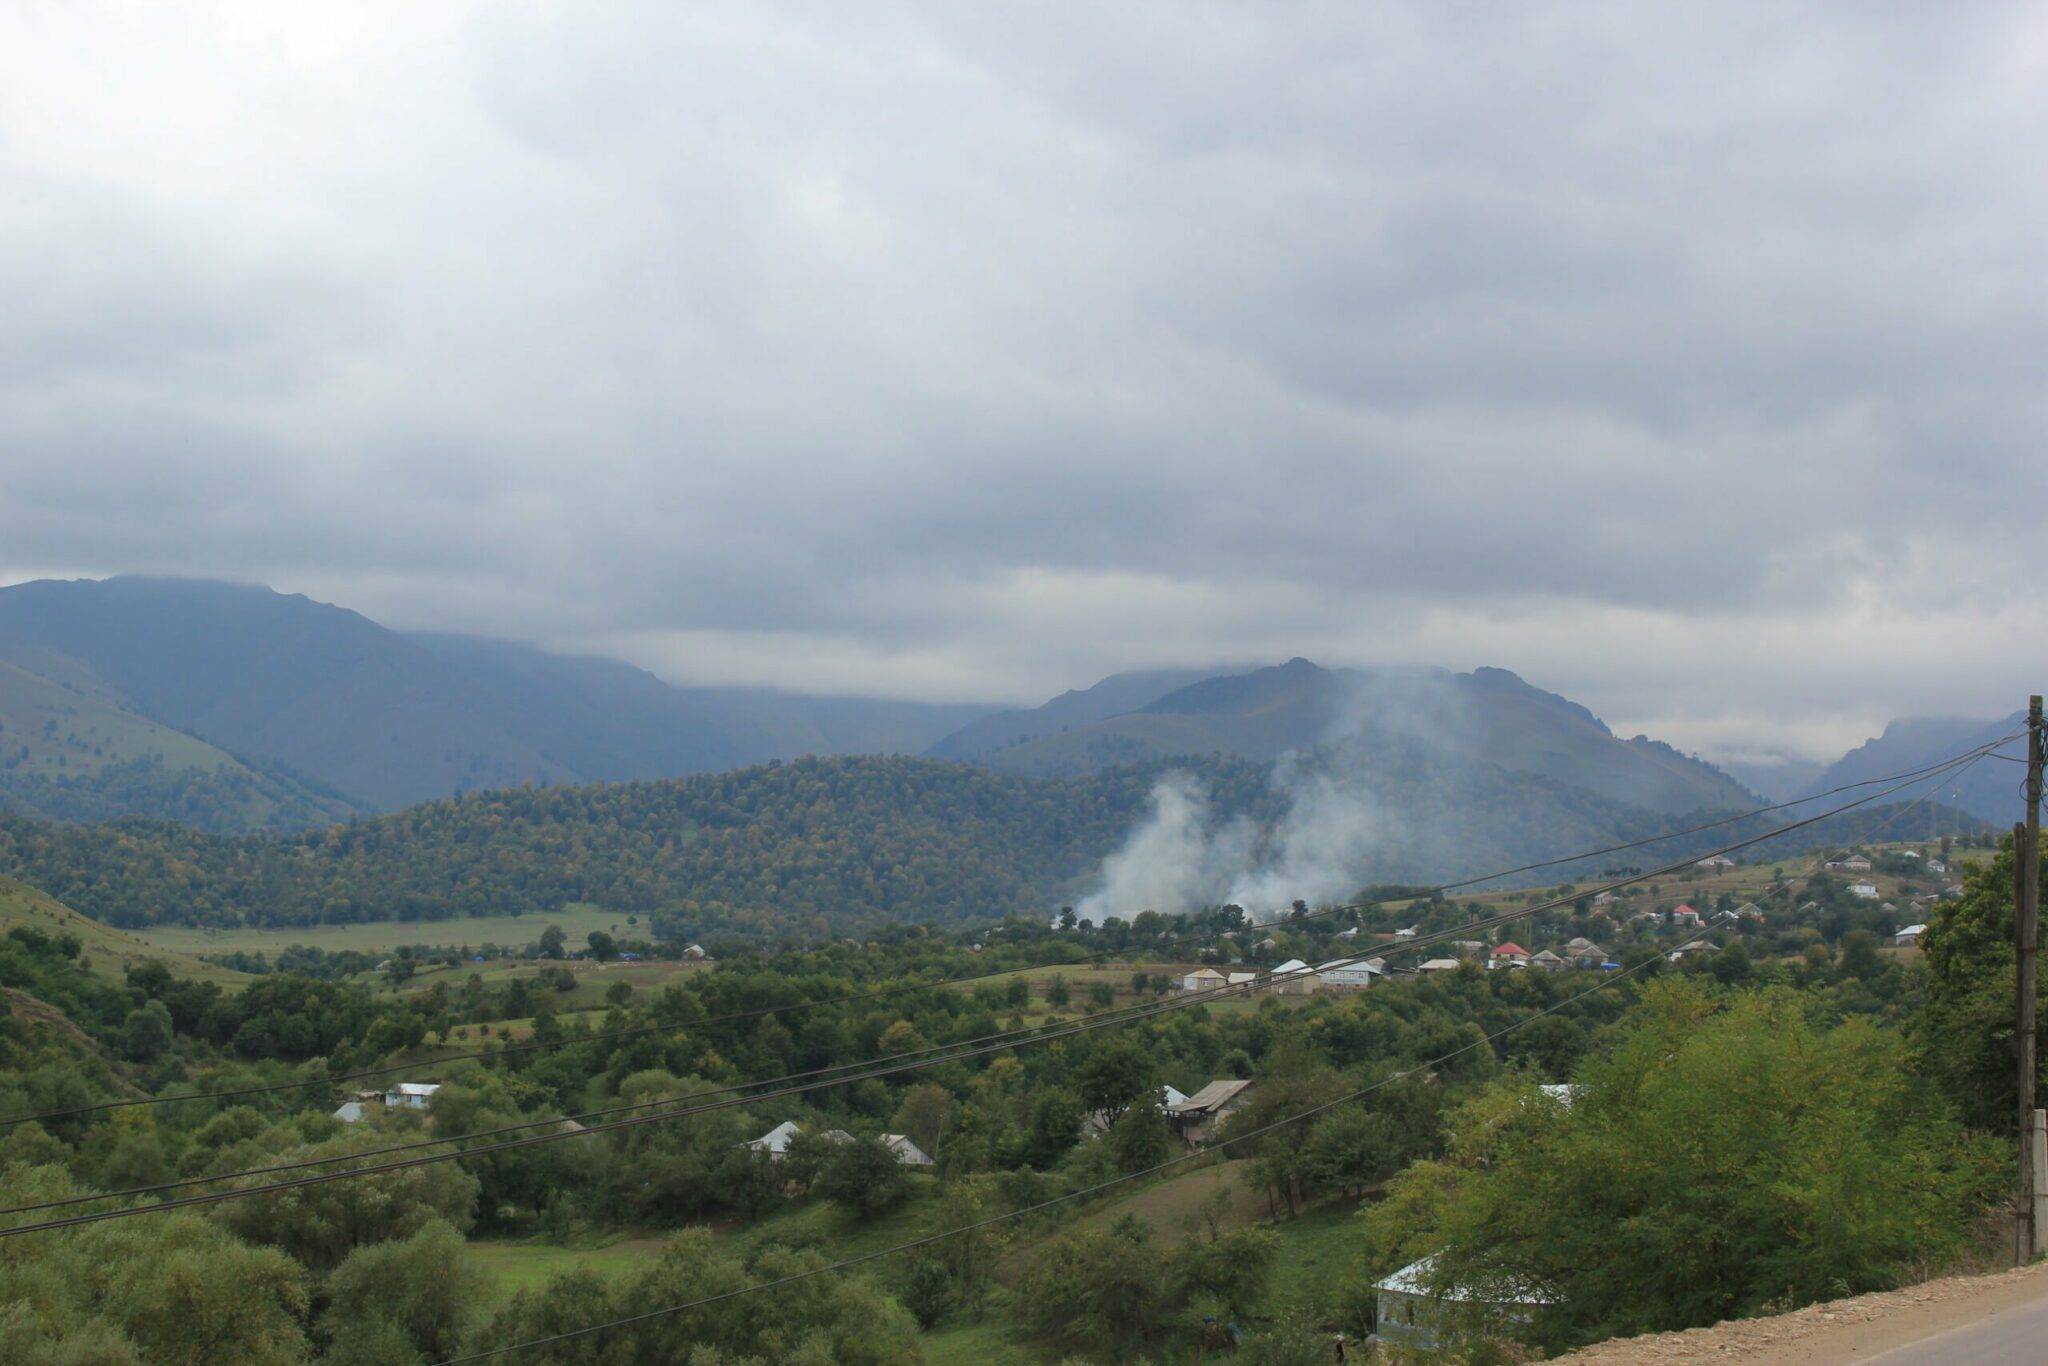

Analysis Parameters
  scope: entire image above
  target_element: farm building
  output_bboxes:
[880,1134,936,1167]
[1372,1255,1552,1351]
[1167,1080,1254,1146]
[384,1082,440,1110]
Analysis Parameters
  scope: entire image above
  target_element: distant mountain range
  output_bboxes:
[0,574,2010,844]
[932,657,1760,817]
[0,577,985,829]
[1801,713,2028,828]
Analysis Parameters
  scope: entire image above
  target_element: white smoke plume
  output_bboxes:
[1076,759,1390,925]
[1071,668,1469,924]
[1222,756,1389,915]
[1074,771,1253,923]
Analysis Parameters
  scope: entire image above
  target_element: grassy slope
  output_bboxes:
[132,904,642,957]
[0,659,233,779]
[0,874,247,987]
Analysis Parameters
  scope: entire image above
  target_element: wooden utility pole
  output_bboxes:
[2020,695,2044,1261]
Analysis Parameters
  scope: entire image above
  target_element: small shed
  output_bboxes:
[1167,1080,1255,1146]
[1373,1255,1553,1351]
[880,1133,936,1167]
[384,1082,441,1110]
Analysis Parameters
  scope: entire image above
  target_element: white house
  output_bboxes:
[1848,882,1880,899]
[384,1082,440,1110]
[1270,959,1318,994]
[1335,926,1360,940]
[746,1120,803,1159]
[1393,926,1418,940]
[1317,957,1384,990]
[1696,855,1736,870]
[1489,943,1530,969]
[1416,957,1463,972]
[1894,923,1928,947]
[1226,971,1258,993]
[681,943,713,960]
[880,1133,936,1168]
[1181,967,1228,994]
[332,1101,369,1124]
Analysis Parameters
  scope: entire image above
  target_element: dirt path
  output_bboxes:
[1555,1261,2048,1363]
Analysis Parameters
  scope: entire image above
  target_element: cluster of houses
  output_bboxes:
[742,1120,936,1168]
[332,1080,442,1123]
[1177,935,1628,998]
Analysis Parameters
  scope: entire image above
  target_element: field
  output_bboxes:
[467,1237,671,1304]
[133,904,641,958]
[0,874,249,987]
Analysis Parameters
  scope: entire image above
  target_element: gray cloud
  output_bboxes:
[3,2,2046,759]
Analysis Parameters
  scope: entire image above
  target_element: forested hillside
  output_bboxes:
[0,748,1957,943]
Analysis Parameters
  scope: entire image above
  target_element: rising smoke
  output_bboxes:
[1073,666,1467,924]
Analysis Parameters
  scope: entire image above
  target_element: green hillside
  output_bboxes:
[0,747,1782,941]
[0,874,247,987]
[0,656,361,834]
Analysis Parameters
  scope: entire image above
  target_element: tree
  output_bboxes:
[121,999,173,1062]
[1075,1037,1152,1128]
[538,925,567,960]
[586,930,618,961]
[1915,836,2043,1129]
[815,1137,908,1220]
[1045,975,1072,1009]
[1103,1093,1172,1173]
[1366,981,2004,1353]
[891,1083,953,1159]
[1017,1220,1166,1353]
[319,1218,483,1360]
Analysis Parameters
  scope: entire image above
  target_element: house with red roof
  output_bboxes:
[1490,942,1530,970]
[1669,904,1702,926]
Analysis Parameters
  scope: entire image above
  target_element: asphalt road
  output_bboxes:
[1865,1293,2048,1365]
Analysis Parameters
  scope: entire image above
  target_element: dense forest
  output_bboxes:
[0,749,1982,942]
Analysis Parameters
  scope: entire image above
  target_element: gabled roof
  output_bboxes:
[1417,957,1462,971]
[881,1133,935,1165]
[1272,958,1311,974]
[1491,942,1529,957]
[390,1082,440,1097]
[748,1120,803,1153]
[1375,1255,1555,1305]
[1169,1079,1254,1115]
[1528,949,1564,962]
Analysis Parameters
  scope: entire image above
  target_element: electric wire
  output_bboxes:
[0,740,1995,1236]
[435,917,1727,1363]
[4,732,2011,1133]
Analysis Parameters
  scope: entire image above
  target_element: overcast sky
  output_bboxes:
[4,3,2046,763]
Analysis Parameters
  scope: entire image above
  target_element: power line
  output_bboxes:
[437,917,1728,1363]
[7,733,2009,1133]
[0,741,1992,1236]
